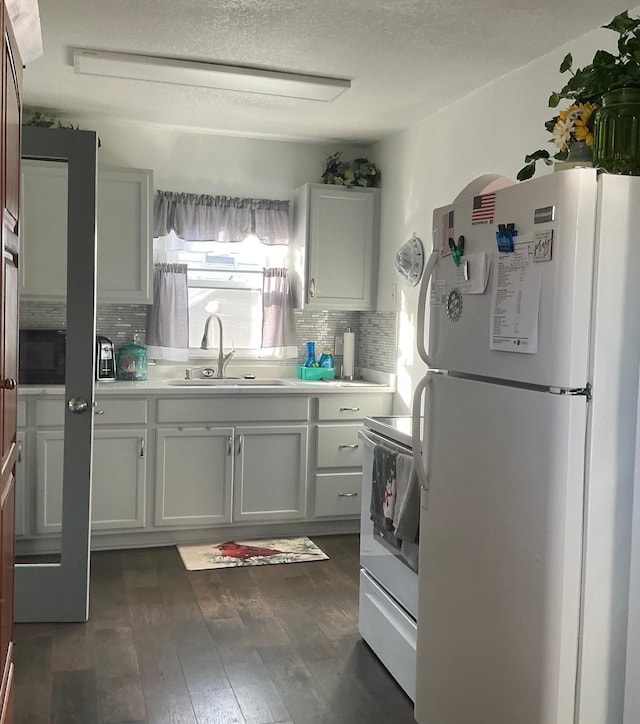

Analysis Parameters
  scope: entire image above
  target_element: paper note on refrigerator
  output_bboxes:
[490,241,542,353]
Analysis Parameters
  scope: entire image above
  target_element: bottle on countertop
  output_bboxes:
[304,341,318,367]
[116,333,148,381]
[319,348,335,369]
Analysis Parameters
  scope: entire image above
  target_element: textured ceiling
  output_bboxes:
[23,0,632,144]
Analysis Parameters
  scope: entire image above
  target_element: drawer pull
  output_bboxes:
[338,492,358,497]
[94,409,105,415]
[339,443,359,449]
[339,407,360,412]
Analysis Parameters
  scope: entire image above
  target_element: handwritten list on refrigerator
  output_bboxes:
[490,240,542,353]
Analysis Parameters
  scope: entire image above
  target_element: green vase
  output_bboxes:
[593,87,640,175]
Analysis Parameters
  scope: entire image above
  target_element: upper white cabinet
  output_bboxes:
[20,160,153,303]
[97,167,153,303]
[290,183,380,311]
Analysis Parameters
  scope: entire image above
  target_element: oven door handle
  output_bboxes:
[358,430,381,448]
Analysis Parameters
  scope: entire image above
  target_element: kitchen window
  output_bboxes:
[154,232,287,357]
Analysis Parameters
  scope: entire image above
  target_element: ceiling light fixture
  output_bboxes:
[72,48,350,102]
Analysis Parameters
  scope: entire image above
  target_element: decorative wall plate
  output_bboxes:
[394,233,425,286]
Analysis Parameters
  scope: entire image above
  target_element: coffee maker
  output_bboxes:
[95,336,116,381]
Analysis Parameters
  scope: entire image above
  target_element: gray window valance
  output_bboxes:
[153,190,290,245]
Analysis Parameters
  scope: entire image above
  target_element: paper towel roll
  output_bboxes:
[343,329,355,379]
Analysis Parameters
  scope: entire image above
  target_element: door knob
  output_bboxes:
[68,398,89,414]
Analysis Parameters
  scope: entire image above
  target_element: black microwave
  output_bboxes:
[18,329,66,385]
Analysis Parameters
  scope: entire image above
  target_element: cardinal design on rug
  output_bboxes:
[216,541,284,559]
[177,537,329,570]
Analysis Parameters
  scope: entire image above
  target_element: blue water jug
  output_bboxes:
[304,341,318,367]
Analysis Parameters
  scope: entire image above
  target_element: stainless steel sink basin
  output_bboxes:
[167,378,289,387]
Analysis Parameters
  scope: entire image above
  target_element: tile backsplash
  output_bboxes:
[19,302,149,349]
[19,302,398,374]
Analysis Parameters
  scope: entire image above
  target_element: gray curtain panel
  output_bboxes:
[153,190,289,244]
[147,263,190,361]
[260,268,297,359]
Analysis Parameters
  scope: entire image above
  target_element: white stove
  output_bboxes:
[358,414,421,702]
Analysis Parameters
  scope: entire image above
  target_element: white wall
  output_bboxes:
[368,19,622,414]
[90,119,361,201]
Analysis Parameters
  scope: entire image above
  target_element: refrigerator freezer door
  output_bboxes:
[414,374,587,724]
[428,169,598,388]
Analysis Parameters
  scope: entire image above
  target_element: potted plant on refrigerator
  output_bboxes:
[517,10,640,180]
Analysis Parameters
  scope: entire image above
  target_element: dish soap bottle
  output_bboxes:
[116,334,148,381]
[319,348,335,369]
[304,341,318,368]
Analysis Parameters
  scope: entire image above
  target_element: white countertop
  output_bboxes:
[18,368,395,397]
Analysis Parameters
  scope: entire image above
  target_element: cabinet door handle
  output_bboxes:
[338,492,359,497]
[227,436,233,455]
[139,439,145,458]
[309,278,316,298]
[0,378,16,390]
[94,409,105,416]
[339,443,359,449]
[236,435,243,455]
[339,407,360,412]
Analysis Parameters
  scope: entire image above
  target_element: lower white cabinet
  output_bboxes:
[92,429,147,530]
[15,431,26,537]
[16,388,393,547]
[155,424,308,527]
[316,423,364,468]
[233,425,308,523]
[314,472,362,518]
[154,426,233,527]
[35,427,147,533]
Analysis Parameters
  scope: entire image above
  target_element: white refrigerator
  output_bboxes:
[411,168,640,724]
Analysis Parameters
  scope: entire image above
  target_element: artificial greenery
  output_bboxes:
[23,110,79,130]
[517,10,640,181]
[321,152,381,187]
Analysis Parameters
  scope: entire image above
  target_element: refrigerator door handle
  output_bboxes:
[416,250,439,367]
[412,373,432,498]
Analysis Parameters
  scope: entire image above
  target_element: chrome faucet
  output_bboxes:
[200,313,234,377]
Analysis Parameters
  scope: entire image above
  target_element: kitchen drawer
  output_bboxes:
[359,569,417,701]
[17,400,26,428]
[317,394,391,421]
[34,399,66,426]
[35,397,148,426]
[157,396,309,424]
[314,472,362,517]
[93,398,148,425]
[316,423,363,468]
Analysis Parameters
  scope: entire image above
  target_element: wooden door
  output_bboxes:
[0,4,21,720]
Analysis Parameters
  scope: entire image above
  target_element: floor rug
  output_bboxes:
[177,536,329,571]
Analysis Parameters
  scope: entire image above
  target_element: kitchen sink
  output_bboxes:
[167,378,290,387]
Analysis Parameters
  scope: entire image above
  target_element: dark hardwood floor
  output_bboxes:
[13,534,417,723]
